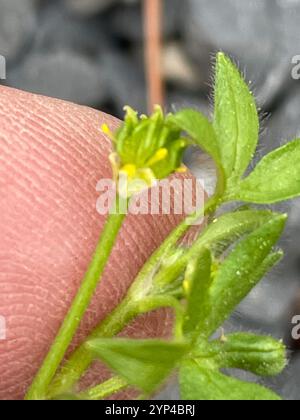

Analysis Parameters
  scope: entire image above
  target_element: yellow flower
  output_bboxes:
[102,105,188,196]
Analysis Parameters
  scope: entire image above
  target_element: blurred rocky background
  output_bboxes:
[1,0,300,400]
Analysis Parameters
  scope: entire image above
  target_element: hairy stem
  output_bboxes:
[26,198,127,400]
[47,195,220,398]
[47,295,136,398]
[47,295,181,398]
[78,377,128,401]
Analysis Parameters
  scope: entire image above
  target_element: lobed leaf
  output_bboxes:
[154,210,282,290]
[195,216,286,338]
[235,139,300,203]
[179,360,281,401]
[190,209,281,259]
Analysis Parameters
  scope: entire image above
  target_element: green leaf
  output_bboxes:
[207,333,286,377]
[154,210,282,289]
[197,215,286,338]
[86,338,189,394]
[183,249,212,337]
[213,53,259,182]
[192,209,280,255]
[235,139,300,203]
[168,109,221,166]
[179,360,281,401]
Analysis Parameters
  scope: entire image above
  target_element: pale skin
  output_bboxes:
[0,86,204,400]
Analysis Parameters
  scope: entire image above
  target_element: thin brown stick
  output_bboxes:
[143,0,165,112]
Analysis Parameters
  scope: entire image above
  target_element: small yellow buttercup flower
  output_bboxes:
[102,106,188,197]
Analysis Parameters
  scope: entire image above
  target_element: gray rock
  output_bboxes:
[185,149,217,197]
[232,269,299,337]
[64,0,137,16]
[34,2,109,56]
[0,55,6,80]
[163,43,201,89]
[0,0,37,63]
[8,50,107,106]
[183,0,300,107]
[265,88,300,152]
[100,50,147,115]
[281,354,300,400]
[285,197,300,270]
[166,90,209,116]
[109,0,183,42]
[155,381,180,401]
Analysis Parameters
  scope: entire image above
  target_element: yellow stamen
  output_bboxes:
[101,124,115,142]
[120,164,137,179]
[183,278,190,295]
[147,148,168,166]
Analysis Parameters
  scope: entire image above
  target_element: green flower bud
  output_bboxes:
[206,333,287,377]
[102,105,188,196]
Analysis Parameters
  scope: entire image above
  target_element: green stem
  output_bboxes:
[47,195,220,399]
[47,295,136,398]
[135,295,184,339]
[129,194,221,299]
[78,377,128,400]
[47,295,181,398]
[76,296,183,401]
[26,198,127,400]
